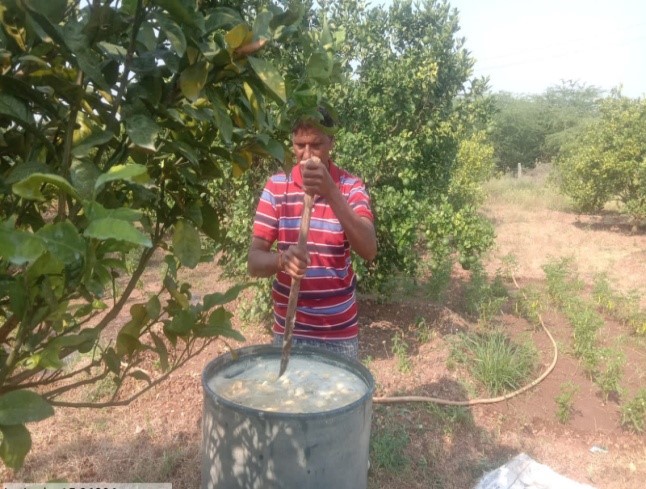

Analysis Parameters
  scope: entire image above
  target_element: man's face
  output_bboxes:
[292,125,334,167]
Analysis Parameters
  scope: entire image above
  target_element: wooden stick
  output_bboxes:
[278,193,315,377]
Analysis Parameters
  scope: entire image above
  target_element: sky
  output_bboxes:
[375,0,646,98]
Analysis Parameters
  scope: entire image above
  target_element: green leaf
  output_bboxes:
[0,94,30,125]
[146,295,161,319]
[253,10,273,41]
[0,227,46,266]
[150,332,169,371]
[203,283,251,309]
[24,0,66,23]
[94,163,149,195]
[172,219,201,268]
[12,173,80,202]
[153,11,186,57]
[130,370,152,383]
[205,7,243,32]
[200,203,220,241]
[4,160,50,185]
[0,424,31,469]
[125,114,160,151]
[116,332,142,357]
[247,56,286,103]
[85,201,143,223]
[70,159,102,200]
[104,347,121,375]
[72,130,114,157]
[0,390,54,425]
[198,307,243,341]
[84,218,152,247]
[179,60,210,102]
[212,100,233,144]
[61,22,109,90]
[164,309,196,335]
[38,346,64,370]
[225,23,250,50]
[36,221,85,265]
[152,0,204,31]
[307,51,333,82]
[26,252,64,285]
[97,41,128,58]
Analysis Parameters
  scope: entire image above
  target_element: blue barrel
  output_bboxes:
[201,345,375,489]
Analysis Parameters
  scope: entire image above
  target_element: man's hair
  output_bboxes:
[292,106,336,133]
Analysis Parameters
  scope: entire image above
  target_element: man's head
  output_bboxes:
[292,107,336,167]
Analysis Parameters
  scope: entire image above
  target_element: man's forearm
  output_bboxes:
[248,248,281,277]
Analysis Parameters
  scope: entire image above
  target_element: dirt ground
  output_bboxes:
[2,174,645,488]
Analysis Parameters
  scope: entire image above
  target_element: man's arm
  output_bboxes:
[248,237,280,278]
[300,159,377,261]
[326,187,377,261]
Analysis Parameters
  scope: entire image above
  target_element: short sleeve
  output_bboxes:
[252,180,279,243]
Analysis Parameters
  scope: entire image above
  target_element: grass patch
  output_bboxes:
[392,331,412,374]
[370,425,410,472]
[483,166,572,212]
[425,403,474,434]
[449,331,538,396]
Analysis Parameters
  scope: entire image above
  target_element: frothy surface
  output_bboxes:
[208,357,368,413]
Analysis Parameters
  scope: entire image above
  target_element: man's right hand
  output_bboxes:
[280,244,310,279]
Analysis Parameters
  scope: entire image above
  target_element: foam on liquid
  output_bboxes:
[208,357,368,413]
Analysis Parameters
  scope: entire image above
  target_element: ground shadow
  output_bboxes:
[368,378,517,489]
[572,212,645,235]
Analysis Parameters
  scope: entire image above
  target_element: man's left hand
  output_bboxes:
[301,157,334,197]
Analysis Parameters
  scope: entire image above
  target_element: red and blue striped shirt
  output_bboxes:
[252,161,374,340]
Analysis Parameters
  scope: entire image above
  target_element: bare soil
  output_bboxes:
[2,175,645,488]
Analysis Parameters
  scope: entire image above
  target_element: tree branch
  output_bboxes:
[47,338,214,408]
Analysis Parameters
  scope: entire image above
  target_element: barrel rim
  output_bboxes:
[202,344,375,419]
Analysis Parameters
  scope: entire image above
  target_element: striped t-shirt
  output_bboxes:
[252,161,374,340]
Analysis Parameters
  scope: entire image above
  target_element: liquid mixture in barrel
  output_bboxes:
[208,357,368,413]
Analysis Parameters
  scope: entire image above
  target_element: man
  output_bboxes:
[247,108,377,359]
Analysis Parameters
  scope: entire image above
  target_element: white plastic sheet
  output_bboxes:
[474,453,596,489]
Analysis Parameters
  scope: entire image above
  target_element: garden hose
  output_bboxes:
[373,273,558,406]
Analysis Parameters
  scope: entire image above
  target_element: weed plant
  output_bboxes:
[463,266,508,325]
[621,388,646,433]
[542,257,584,308]
[427,256,453,303]
[593,273,646,336]
[392,332,412,373]
[514,285,545,328]
[565,298,604,376]
[237,278,273,325]
[414,316,434,344]
[449,331,538,396]
[595,349,625,402]
[555,381,579,423]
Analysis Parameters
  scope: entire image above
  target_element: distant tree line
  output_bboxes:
[489,82,645,222]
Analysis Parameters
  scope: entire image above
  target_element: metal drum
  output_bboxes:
[201,345,375,489]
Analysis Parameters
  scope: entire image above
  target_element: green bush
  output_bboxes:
[556,95,646,220]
